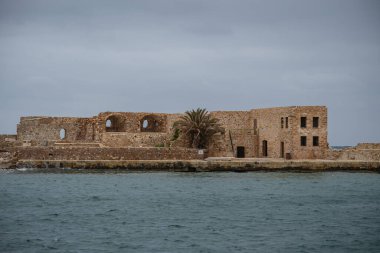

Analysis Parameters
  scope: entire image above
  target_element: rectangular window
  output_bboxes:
[301,117,307,128]
[285,117,289,128]
[313,136,319,146]
[301,136,307,146]
[313,117,319,128]
[281,117,284,128]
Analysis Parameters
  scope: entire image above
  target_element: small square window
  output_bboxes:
[301,136,307,146]
[313,136,319,146]
[313,117,319,128]
[301,117,307,128]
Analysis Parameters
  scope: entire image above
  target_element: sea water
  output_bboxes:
[1,170,379,252]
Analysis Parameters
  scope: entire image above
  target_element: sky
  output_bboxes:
[0,0,379,145]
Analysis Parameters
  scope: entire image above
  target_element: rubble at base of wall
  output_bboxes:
[326,143,380,161]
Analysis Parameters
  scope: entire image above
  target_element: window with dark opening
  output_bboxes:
[313,117,319,128]
[301,136,307,146]
[262,140,268,157]
[313,136,319,146]
[140,115,163,132]
[281,117,284,128]
[105,115,125,132]
[285,117,289,128]
[301,117,307,128]
[236,146,245,158]
[280,142,285,158]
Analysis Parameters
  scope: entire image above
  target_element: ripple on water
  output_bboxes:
[0,172,379,252]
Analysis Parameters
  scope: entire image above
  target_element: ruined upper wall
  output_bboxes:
[16,112,182,147]
[17,116,98,146]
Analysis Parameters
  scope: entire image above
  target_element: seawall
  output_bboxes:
[11,159,380,172]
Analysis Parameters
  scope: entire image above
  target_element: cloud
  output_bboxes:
[0,0,379,145]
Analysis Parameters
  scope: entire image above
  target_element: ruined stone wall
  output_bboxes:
[97,112,170,134]
[355,143,380,149]
[97,112,179,147]
[16,112,180,148]
[0,134,17,150]
[14,106,329,159]
[101,132,168,147]
[17,117,98,146]
[327,143,380,161]
[16,147,203,160]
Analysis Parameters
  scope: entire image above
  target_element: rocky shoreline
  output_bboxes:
[2,159,379,172]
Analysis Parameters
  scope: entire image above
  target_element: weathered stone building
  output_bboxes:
[5,106,328,160]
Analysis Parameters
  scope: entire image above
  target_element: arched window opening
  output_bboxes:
[142,119,148,129]
[140,115,164,132]
[59,129,66,140]
[105,115,125,132]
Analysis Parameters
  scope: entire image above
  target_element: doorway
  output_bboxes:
[237,146,245,158]
[262,140,268,157]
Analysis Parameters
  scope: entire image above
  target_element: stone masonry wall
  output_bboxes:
[17,117,98,146]
[0,134,17,150]
[101,132,168,147]
[251,107,295,158]
[291,106,328,159]
[209,111,251,157]
[15,106,329,159]
[16,147,203,161]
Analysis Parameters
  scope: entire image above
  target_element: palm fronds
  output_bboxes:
[174,108,224,149]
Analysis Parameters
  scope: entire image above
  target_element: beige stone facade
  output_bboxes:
[10,106,329,160]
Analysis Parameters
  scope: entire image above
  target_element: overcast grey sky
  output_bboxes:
[0,0,379,145]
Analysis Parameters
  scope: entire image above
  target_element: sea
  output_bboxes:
[0,170,379,252]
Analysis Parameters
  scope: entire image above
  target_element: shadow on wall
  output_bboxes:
[105,115,126,132]
[140,115,162,132]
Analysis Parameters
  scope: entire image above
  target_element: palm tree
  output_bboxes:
[174,108,224,149]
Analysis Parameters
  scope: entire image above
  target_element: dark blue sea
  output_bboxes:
[1,170,380,252]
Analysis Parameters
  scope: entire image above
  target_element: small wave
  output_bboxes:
[16,168,36,172]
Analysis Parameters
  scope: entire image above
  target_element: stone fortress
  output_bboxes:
[0,106,379,170]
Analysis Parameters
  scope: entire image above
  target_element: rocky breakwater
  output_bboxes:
[13,158,380,172]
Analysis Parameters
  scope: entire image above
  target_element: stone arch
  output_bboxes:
[140,115,163,132]
[105,115,125,132]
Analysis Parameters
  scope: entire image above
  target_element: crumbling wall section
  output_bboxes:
[328,143,380,161]
[0,134,17,150]
[17,117,98,146]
